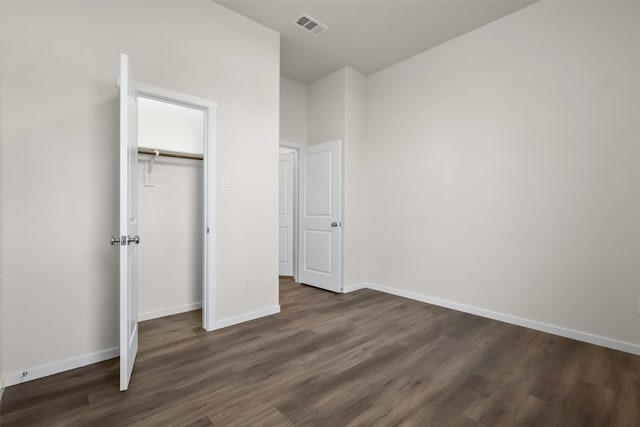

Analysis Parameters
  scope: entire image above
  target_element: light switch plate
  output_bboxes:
[222,176,231,191]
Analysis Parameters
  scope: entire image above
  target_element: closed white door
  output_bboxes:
[118,53,140,391]
[279,152,295,276]
[298,141,342,292]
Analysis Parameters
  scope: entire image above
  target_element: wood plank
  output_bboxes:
[1,277,639,426]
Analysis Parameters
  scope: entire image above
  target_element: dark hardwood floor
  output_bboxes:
[1,276,639,426]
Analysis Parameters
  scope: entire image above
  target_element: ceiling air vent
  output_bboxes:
[293,13,328,36]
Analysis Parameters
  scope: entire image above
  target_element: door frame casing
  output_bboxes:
[136,83,218,331]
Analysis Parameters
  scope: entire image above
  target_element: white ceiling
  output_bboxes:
[214,0,537,84]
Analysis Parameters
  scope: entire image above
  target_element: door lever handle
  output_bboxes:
[111,235,135,246]
[331,222,342,227]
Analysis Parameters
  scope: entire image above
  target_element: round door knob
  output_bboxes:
[127,235,141,245]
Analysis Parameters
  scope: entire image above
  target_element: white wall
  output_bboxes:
[308,68,346,145]
[137,159,203,320]
[138,97,204,155]
[366,0,640,347]
[0,0,279,381]
[343,69,367,287]
[280,76,308,144]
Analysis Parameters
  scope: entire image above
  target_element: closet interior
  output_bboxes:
[137,96,205,322]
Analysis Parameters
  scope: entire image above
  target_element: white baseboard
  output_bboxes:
[1,305,280,388]
[342,282,372,293]
[2,347,119,388]
[139,302,202,322]
[209,305,280,331]
[348,282,640,356]
[5,283,635,389]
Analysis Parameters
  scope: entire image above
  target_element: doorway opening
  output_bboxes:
[135,83,217,332]
[137,96,204,322]
[278,140,344,294]
[279,146,298,281]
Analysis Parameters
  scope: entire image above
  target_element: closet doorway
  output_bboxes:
[136,84,217,332]
[279,146,297,278]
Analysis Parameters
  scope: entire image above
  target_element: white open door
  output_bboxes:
[298,141,342,292]
[118,53,140,391]
[279,152,295,276]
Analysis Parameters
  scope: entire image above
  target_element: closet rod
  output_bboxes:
[138,148,203,161]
